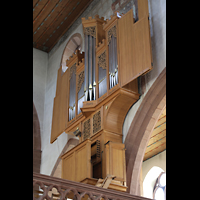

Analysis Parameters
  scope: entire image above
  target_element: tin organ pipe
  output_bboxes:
[88,35,92,97]
[84,34,96,101]
[99,76,107,98]
[109,36,118,89]
[69,71,76,121]
[89,84,92,101]
[92,36,96,100]
[114,36,118,84]
[84,34,88,101]
[112,36,115,78]
[78,77,85,115]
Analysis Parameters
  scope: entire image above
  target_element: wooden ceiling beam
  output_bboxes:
[33,0,70,42]
[33,0,94,52]
[46,0,94,52]
[33,0,50,22]
[39,0,78,46]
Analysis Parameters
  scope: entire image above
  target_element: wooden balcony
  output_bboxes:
[33,172,152,200]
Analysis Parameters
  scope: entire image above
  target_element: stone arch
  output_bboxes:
[50,138,79,177]
[124,67,166,195]
[33,102,42,173]
[60,33,82,72]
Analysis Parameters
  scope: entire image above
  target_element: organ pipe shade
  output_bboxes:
[98,51,107,98]
[77,71,85,115]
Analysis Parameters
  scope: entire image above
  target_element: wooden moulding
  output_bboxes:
[34,172,153,199]
[81,15,106,44]
[61,139,92,182]
[66,49,84,67]
[81,87,139,134]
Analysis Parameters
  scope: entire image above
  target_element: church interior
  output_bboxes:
[33,0,166,199]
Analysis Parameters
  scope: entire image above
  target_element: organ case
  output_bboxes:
[51,0,152,192]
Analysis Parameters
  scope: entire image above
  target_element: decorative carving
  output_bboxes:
[34,172,145,200]
[96,140,100,158]
[83,119,90,140]
[108,25,117,44]
[98,51,106,69]
[93,111,101,134]
[77,70,85,92]
[84,26,96,38]
[69,63,76,80]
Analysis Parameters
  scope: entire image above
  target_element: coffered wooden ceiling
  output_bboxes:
[143,108,166,161]
[33,0,93,53]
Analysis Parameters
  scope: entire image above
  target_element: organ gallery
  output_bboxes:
[51,1,152,192]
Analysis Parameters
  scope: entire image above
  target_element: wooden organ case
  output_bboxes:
[51,1,152,192]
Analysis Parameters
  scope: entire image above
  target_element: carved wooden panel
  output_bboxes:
[83,119,91,140]
[77,70,85,92]
[84,26,96,38]
[108,25,117,45]
[98,51,106,69]
[93,111,101,134]
[96,140,100,158]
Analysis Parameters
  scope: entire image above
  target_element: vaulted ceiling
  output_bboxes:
[33,0,93,53]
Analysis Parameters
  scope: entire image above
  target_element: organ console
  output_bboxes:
[51,0,152,192]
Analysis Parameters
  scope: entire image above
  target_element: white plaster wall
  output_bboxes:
[33,48,48,139]
[122,0,166,142]
[40,0,113,175]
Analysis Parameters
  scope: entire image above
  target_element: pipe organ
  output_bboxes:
[51,0,152,192]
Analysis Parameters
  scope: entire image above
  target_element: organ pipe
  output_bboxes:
[109,35,118,89]
[84,29,96,101]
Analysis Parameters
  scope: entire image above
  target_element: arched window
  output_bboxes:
[60,33,82,74]
[143,166,164,199]
[153,172,166,200]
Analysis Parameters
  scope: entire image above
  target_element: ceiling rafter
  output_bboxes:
[33,0,94,53]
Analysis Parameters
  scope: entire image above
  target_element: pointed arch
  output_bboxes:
[60,33,82,72]
[125,67,166,195]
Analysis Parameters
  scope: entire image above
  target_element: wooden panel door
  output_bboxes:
[62,152,75,181]
[75,140,91,182]
[105,142,126,182]
[118,9,152,87]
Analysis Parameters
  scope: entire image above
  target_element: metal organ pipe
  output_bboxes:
[84,31,96,101]
[92,36,96,100]
[69,68,76,121]
[84,34,88,101]
[109,35,118,89]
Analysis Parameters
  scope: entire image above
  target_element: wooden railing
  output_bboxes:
[33,172,152,200]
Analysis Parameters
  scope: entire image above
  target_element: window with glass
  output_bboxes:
[153,172,166,200]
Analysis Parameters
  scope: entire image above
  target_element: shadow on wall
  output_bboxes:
[33,102,42,173]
